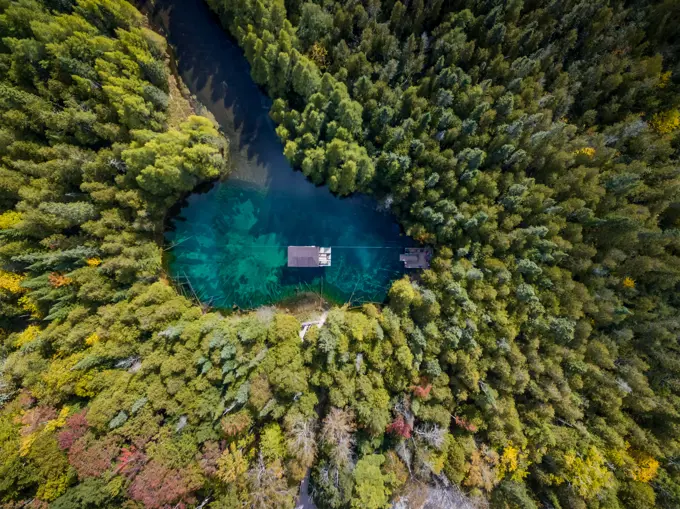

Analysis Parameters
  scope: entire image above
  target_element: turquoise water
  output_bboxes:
[167,181,412,308]
[155,0,413,309]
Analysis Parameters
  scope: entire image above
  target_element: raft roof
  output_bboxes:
[400,247,432,269]
[288,246,321,267]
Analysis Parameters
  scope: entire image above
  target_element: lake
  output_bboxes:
[152,0,413,309]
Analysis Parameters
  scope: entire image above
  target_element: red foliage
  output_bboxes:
[128,459,200,509]
[453,415,478,433]
[412,384,432,399]
[19,406,57,435]
[386,415,412,439]
[57,410,88,450]
[115,445,148,478]
[69,434,121,478]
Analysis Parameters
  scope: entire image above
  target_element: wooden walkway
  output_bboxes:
[299,311,328,340]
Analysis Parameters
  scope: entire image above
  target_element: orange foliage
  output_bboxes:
[48,273,72,288]
[115,446,147,478]
[412,384,432,398]
[453,415,478,433]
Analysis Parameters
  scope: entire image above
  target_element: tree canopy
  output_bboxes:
[1,0,680,508]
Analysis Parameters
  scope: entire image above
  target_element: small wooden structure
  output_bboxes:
[318,247,331,266]
[288,246,332,267]
[400,247,432,269]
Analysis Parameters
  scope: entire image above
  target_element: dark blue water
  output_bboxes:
[154,0,413,309]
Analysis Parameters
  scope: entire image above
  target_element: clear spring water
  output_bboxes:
[156,0,414,309]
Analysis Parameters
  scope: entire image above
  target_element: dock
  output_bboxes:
[400,247,432,269]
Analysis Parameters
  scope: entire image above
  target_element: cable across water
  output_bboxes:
[171,243,406,249]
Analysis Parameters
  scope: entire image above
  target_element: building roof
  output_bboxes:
[288,246,320,267]
[400,248,432,269]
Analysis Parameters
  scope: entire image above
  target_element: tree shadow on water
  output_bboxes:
[149,0,288,185]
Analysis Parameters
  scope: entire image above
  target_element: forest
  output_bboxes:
[1,0,680,508]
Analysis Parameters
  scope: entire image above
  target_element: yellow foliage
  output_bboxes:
[217,442,249,484]
[19,295,41,318]
[499,445,518,473]
[0,210,21,229]
[650,109,680,134]
[607,442,634,469]
[44,406,70,433]
[74,371,98,398]
[237,433,257,460]
[17,418,73,500]
[86,257,102,266]
[497,444,531,482]
[15,325,40,347]
[428,450,446,475]
[85,332,100,346]
[549,446,613,499]
[573,147,596,157]
[0,270,26,294]
[37,353,87,400]
[658,71,672,89]
[106,475,125,496]
[36,472,71,502]
[19,432,38,457]
[622,277,635,289]
[631,452,659,482]
[308,42,328,68]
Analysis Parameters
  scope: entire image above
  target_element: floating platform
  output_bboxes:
[288,246,332,267]
[400,247,432,269]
